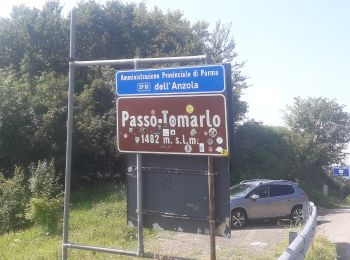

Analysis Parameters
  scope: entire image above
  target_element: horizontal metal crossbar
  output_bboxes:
[142,166,208,175]
[128,166,216,176]
[63,243,155,258]
[73,55,207,67]
[143,209,209,221]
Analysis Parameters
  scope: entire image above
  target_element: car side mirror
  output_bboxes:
[250,194,260,200]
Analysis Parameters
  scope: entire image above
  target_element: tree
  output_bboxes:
[73,75,120,184]
[283,97,350,177]
[0,1,68,76]
[0,0,249,185]
[0,73,36,174]
[231,120,293,184]
[0,71,68,176]
[206,21,248,124]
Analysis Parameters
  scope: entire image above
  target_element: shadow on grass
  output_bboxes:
[145,253,195,260]
[71,183,126,210]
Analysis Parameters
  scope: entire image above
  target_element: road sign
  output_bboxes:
[117,94,228,156]
[116,65,225,96]
[333,166,349,176]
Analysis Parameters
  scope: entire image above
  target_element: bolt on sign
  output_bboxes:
[117,94,229,156]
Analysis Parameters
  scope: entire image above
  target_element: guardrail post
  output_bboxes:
[323,185,328,197]
[302,201,309,224]
[289,232,298,245]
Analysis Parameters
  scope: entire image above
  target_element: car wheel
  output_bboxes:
[231,209,247,229]
[291,206,303,225]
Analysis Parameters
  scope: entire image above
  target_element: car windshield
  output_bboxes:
[229,183,254,197]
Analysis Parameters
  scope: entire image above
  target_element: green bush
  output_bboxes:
[28,159,63,234]
[27,197,63,234]
[29,159,62,199]
[0,166,30,234]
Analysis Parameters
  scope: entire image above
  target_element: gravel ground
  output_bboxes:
[145,220,298,260]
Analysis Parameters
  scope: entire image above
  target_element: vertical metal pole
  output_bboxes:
[134,58,144,257]
[340,177,343,200]
[62,9,76,260]
[208,157,216,260]
[205,52,216,260]
[136,153,144,256]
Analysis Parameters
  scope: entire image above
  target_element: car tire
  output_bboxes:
[231,209,247,229]
[291,205,303,225]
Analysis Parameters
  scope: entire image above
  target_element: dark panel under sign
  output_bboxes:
[127,154,230,237]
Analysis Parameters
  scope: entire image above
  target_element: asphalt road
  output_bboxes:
[318,207,350,260]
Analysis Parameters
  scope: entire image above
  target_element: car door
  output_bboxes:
[269,184,296,217]
[244,185,272,219]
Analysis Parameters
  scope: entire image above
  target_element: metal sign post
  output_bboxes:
[208,156,216,260]
[340,177,343,200]
[134,59,144,257]
[205,55,216,260]
[62,9,76,260]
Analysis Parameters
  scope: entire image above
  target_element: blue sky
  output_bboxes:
[136,0,350,126]
[1,0,349,160]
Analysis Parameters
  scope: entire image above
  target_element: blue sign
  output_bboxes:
[333,166,349,176]
[116,65,225,96]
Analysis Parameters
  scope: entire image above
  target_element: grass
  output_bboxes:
[0,182,345,259]
[0,184,155,260]
[0,226,61,259]
[305,234,337,260]
[272,240,289,259]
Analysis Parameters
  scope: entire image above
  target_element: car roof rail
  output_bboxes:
[240,179,258,184]
[269,179,295,184]
[279,179,294,183]
[240,179,270,184]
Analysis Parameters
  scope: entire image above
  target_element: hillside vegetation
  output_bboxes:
[0,184,153,259]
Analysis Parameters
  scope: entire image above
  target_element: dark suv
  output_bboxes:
[230,179,309,229]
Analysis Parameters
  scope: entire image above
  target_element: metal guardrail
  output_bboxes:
[278,202,317,260]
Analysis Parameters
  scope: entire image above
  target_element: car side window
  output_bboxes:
[270,184,295,197]
[250,186,268,198]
